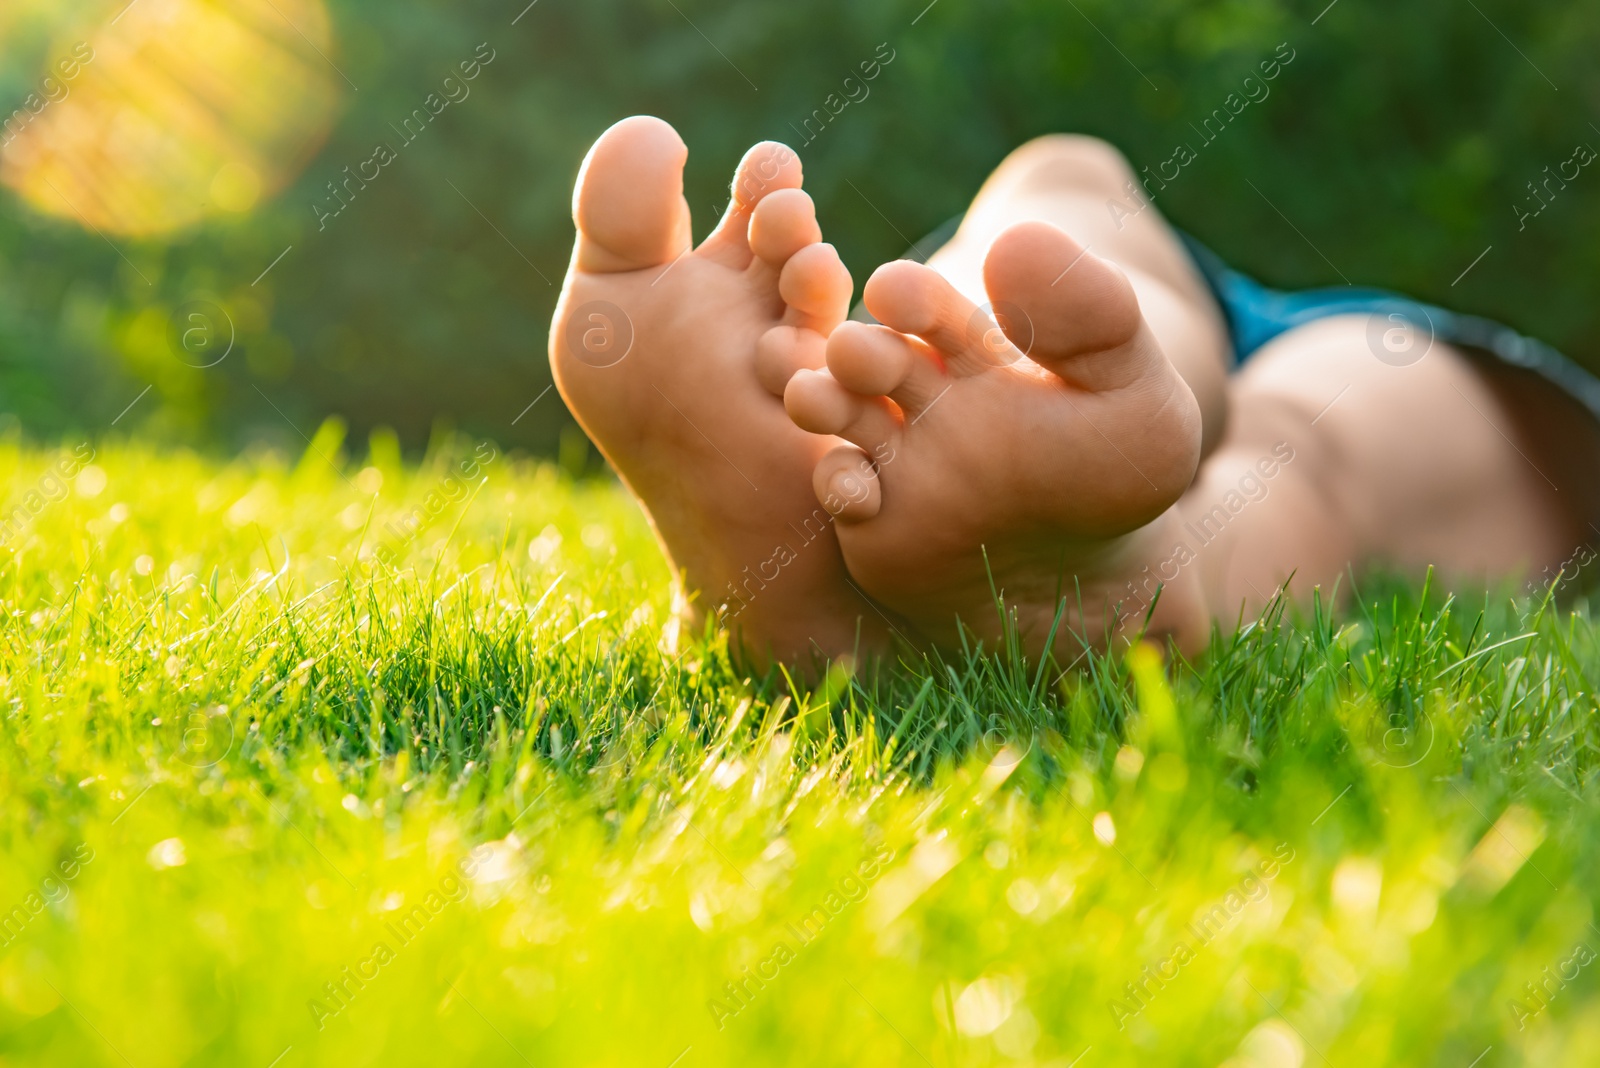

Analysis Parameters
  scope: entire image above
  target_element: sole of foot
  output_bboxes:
[784,219,1208,657]
[549,115,898,669]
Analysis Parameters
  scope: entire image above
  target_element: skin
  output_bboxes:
[549,117,901,670]
[553,118,1582,668]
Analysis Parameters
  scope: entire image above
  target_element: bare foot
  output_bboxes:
[550,116,895,667]
[784,220,1210,657]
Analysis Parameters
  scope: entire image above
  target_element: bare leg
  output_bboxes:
[549,117,900,669]
[1182,317,1576,620]
[787,134,1580,657]
[925,135,1234,456]
[909,134,1581,609]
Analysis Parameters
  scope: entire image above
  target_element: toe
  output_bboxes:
[862,260,1003,377]
[729,141,804,215]
[826,321,948,416]
[698,141,804,266]
[755,325,827,397]
[982,221,1154,391]
[573,116,693,273]
[784,368,900,452]
[812,445,882,521]
[750,188,822,266]
[779,243,853,334]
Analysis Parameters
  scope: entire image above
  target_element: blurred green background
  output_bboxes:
[0,0,1596,456]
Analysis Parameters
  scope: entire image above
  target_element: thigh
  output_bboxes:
[1226,314,1571,576]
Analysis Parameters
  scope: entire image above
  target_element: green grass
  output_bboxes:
[1,431,1598,1067]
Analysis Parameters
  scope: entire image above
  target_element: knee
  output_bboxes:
[991,134,1135,199]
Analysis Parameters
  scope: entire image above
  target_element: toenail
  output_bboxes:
[565,300,635,368]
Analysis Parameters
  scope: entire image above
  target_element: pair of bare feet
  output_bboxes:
[551,116,1212,669]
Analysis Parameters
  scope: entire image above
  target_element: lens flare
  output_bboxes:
[1,0,342,236]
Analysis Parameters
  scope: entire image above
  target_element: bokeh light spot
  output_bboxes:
[210,161,262,213]
[1,0,342,236]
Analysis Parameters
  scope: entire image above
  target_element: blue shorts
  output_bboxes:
[1178,234,1600,426]
[866,214,1600,428]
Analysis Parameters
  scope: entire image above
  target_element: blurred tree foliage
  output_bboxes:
[0,0,1597,453]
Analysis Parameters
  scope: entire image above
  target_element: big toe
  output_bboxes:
[982,221,1150,389]
[573,116,693,273]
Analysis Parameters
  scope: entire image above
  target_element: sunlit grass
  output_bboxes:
[0,434,1597,1066]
